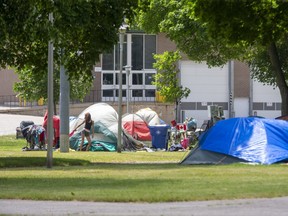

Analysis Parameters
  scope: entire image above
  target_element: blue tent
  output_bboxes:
[181,117,288,165]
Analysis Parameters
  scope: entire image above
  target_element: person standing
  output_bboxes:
[78,112,94,151]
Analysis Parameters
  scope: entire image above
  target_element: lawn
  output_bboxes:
[1,135,288,202]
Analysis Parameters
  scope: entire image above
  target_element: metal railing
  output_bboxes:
[71,89,160,104]
[0,89,162,108]
[0,95,36,108]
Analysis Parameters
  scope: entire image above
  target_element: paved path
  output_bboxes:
[0,113,43,136]
[1,197,288,216]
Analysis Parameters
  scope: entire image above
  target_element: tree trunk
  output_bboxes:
[267,42,288,116]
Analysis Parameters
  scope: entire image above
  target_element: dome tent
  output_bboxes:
[69,103,118,151]
[69,104,163,151]
[181,117,288,165]
[135,108,161,126]
[122,113,151,141]
[122,108,162,151]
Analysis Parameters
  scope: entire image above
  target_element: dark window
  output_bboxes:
[132,73,143,85]
[145,35,156,69]
[145,73,154,85]
[145,89,155,97]
[102,52,114,70]
[102,34,156,71]
[132,90,143,97]
[103,73,114,85]
[103,90,114,97]
[132,35,143,70]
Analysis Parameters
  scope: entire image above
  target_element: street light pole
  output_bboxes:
[124,65,131,114]
[117,26,126,153]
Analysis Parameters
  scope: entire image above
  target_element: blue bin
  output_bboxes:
[149,125,171,149]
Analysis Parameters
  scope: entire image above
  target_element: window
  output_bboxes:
[132,73,143,85]
[102,52,114,70]
[103,73,114,85]
[101,33,157,101]
[132,35,156,70]
[102,36,127,70]
[132,90,143,97]
[145,89,155,97]
[145,35,156,69]
[132,35,143,70]
[103,34,155,71]
[116,89,127,97]
[145,73,154,85]
[103,90,114,97]
[115,73,126,85]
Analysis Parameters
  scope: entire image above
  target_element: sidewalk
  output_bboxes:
[1,197,288,216]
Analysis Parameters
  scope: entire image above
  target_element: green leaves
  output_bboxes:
[136,0,288,114]
[1,0,138,103]
[153,51,190,103]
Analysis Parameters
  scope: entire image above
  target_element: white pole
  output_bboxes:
[60,56,70,153]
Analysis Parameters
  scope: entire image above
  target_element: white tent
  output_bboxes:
[69,103,118,151]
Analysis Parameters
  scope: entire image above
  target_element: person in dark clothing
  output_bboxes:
[78,112,94,151]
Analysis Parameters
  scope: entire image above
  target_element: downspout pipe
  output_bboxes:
[228,61,233,118]
[249,67,253,116]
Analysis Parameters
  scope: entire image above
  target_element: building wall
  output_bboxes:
[234,61,250,97]
[0,68,19,96]
[179,60,229,125]
[252,80,281,118]
[178,58,282,125]
[157,33,177,54]
[233,61,250,117]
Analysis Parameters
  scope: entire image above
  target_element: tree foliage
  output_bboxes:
[1,0,138,102]
[135,0,247,67]
[135,0,288,115]
[153,51,190,104]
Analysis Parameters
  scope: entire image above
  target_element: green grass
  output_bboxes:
[1,135,288,202]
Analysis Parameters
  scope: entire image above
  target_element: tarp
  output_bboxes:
[181,117,288,165]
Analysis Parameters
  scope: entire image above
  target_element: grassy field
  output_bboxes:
[1,135,288,202]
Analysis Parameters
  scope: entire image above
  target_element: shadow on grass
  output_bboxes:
[0,157,91,168]
[0,156,184,169]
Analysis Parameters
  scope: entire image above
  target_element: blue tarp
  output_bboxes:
[199,117,288,164]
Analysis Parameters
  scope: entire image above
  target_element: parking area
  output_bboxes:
[0,113,43,136]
